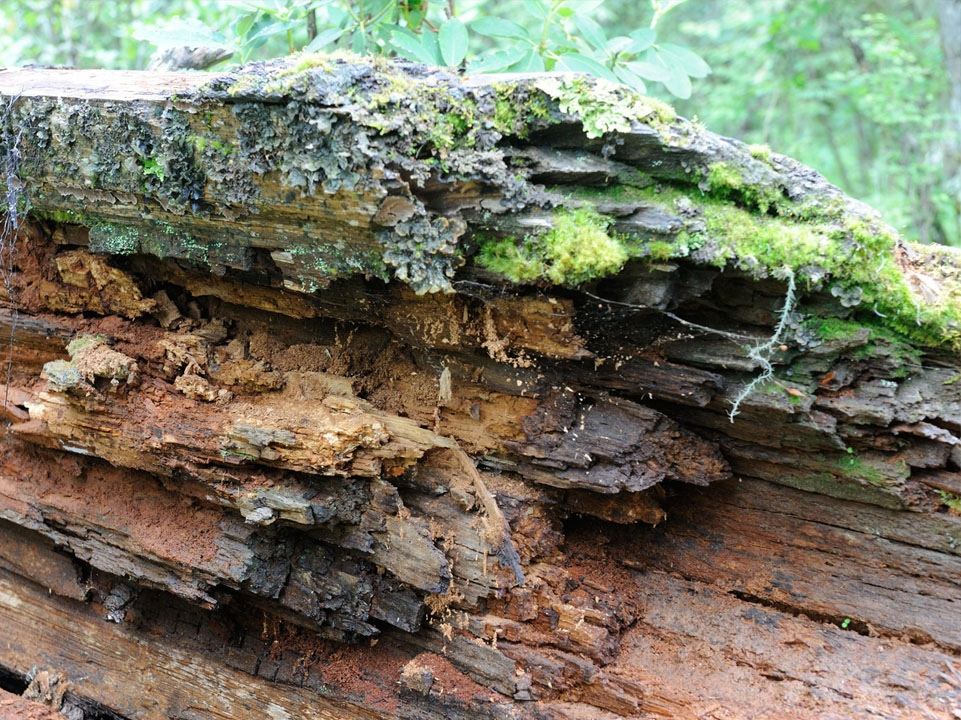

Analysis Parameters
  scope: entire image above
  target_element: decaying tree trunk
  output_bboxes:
[1,57,960,719]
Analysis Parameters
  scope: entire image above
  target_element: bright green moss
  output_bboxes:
[805,318,869,344]
[478,207,628,286]
[647,240,676,261]
[706,161,782,214]
[748,144,773,163]
[571,178,961,350]
[936,489,961,513]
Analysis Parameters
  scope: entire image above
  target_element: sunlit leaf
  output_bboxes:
[656,42,711,78]
[248,18,298,42]
[232,12,259,40]
[388,27,437,65]
[133,18,229,49]
[605,36,634,55]
[614,64,647,93]
[304,27,344,51]
[438,18,469,67]
[468,46,528,74]
[576,15,608,52]
[421,30,444,65]
[626,60,669,83]
[471,17,531,42]
[662,65,692,98]
[510,48,546,72]
[555,52,619,83]
[627,28,656,54]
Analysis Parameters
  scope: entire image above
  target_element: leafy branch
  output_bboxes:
[134,0,711,99]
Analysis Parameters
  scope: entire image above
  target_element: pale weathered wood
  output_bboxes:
[0,569,387,720]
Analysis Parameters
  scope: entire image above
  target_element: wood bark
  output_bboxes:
[1,59,960,719]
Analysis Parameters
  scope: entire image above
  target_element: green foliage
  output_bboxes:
[478,206,629,286]
[663,0,958,246]
[0,1,710,100]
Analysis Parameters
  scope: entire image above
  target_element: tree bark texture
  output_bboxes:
[0,58,960,719]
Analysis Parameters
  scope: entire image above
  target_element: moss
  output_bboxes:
[706,161,783,214]
[748,143,773,164]
[33,208,88,225]
[89,222,142,255]
[936,490,961,513]
[478,206,628,286]
[808,318,871,345]
[647,240,676,262]
[834,450,891,486]
[559,175,961,350]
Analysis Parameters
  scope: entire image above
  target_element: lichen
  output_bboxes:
[533,75,676,139]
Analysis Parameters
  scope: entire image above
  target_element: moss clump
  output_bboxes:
[706,161,783,214]
[478,207,628,286]
[748,144,773,165]
[572,178,961,350]
[835,450,893,486]
[647,240,676,262]
[808,318,871,345]
[936,489,961,513]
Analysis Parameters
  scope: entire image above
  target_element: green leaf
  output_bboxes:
[420,31,444,65]
[576,16,608,52]
[471,17,531,42]
[605,36,634,55]
[248,18,299,42]
[133,18,229,49]
[554,52,619,83]
[626,60,669,83]
[656,43,711,78]
[614,64,647,93]
[232,12,259,41]
[627,28,656,54]
[529,0,551,20]
[468,47,529,74]
[510,48,546,73]
[661,65,693,99]
[438,18,469,67]
[304,27,344,51]
[351,31,369,54]
[388,27,437,65]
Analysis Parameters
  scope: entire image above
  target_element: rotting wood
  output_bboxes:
[1,58,961,718]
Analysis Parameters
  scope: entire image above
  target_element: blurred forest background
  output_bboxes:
[1,0,958,247]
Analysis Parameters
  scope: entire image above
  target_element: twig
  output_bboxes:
[581,289,756,342]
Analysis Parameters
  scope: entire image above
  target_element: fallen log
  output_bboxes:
[1,56,960,718]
